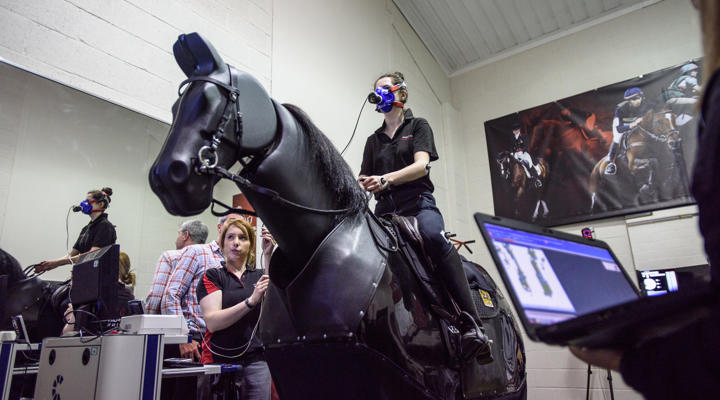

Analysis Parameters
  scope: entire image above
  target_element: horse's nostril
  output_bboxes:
[169,160,190,183]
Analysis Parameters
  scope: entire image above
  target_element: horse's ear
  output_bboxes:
[173,32,227,77]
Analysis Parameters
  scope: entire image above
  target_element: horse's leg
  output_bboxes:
[541,200,549,217]
[588,162,603,212]
[532,199,541,221]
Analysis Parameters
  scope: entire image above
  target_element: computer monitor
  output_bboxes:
[637,270,679,296]
[637,264,711,296]
[71,244,119,331]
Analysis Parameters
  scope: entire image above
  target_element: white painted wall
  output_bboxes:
[450,0,704,398]
[0,0,272,123]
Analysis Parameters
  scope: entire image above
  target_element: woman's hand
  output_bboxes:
[36,260,61,273]
[358,175,388,193]
[248,275,270,306]
[569,346,623,371]
[261,227,275,254]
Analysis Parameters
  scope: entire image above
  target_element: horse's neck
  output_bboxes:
[240,104,339,266]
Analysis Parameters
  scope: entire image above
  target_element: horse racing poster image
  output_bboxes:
[484,60,701,226]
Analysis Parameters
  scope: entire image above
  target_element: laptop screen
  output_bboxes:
[484,222,639,325]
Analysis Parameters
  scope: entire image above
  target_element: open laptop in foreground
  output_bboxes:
[474,212,717,348]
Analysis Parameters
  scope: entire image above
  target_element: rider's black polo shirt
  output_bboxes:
[73,213,117,253]
[360,109,439,195]
[197,264,263,364]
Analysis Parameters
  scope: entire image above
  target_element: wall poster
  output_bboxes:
[484,60,701,226]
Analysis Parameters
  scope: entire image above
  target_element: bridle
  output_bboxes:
[634,113,679,144]
[176,68,355,216]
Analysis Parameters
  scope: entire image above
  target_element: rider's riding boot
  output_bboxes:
[437,248,493,364]
[605,142,618,175]
[528,165,542,188]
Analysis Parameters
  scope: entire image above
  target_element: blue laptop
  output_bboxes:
[474,212,716,348]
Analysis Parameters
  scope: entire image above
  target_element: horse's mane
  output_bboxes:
[282,104,368,217]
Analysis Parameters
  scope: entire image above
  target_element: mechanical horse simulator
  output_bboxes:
[149,32,526,400]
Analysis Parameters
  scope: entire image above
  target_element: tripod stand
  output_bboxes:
[586,364,615,400]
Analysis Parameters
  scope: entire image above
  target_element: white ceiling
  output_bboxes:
[393,0,662,76]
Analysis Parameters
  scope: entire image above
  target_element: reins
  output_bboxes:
[181,70,355,216]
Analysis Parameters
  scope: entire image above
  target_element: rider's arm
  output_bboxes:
[615,116,633,133]
[361,152,429,193]
[38,247,103,272]
[384,151,430,186]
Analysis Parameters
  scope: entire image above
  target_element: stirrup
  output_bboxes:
[458,312,493,364]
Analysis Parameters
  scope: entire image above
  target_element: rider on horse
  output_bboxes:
[665,63,701,105]
[359,72,492,364]
[605,87,649,175]
[510,121,542,188]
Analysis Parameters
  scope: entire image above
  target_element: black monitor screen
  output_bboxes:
[637,270,679,296]
[637,264,711,296]
[71,244,119,322]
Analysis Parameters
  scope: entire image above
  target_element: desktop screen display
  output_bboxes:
[485,223,638,325]
[638,270,679,296]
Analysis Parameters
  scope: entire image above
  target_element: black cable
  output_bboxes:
[340,96,368,156]
[66,205,73,254]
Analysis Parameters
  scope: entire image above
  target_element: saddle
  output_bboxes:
[386,215,459,320]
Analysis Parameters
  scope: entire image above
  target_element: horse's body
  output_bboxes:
[0,249,66,342]
[149,33,525,400]
[496,151,548,221]
[589,110,689,212]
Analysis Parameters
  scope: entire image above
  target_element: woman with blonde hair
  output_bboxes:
[197,219,270,399]
[570,1,720,398]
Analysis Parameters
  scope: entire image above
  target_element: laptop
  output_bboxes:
[474,212,717,348]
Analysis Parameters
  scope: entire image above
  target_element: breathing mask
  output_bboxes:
[75,199,105,215]
[368,82,406,113]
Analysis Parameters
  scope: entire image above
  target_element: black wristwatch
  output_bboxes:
[245,298,256,309]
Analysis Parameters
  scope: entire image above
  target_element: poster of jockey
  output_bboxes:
[484,60,701,226]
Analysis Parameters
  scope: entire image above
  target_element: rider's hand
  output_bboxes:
[249,275,270,306]
[35,260,59,273]
[360,175,389,193]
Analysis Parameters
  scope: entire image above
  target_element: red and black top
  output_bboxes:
[360,108,439,196]
[196,264,263,364]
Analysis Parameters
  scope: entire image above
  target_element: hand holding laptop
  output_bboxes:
[569,346,621,371]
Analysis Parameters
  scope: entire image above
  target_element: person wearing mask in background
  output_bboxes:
[146,220,209,314]
[197,219,270,399]
[359,72,491,363]
[570,1,720,398]
[35,187,116,272]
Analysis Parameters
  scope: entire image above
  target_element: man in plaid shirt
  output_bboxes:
[162,213,243,361]
[145,219,208,314]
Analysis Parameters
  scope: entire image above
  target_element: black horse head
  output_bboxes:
[150,33,366,273]
[149,32,277,216]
